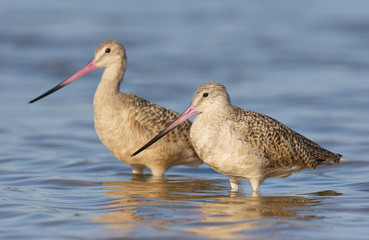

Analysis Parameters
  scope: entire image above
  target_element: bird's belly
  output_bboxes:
[191,123,268,179]
[95,128,128,162]
[94,112,139,165]
[94,109,200,169]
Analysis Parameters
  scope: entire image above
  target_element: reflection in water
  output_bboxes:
[93,176,226,238]
[185,195,321,239]
[93,177,338,239]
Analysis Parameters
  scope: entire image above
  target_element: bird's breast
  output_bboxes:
[93,101,137,161]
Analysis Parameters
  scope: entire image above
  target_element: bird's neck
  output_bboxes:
[94,63,125,105]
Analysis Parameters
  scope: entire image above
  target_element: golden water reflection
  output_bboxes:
[93,176,333,239]
[93,176,225,237]
[185,195,320,239]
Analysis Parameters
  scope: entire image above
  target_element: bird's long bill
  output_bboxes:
[131,103,198,157]
[29,60,98,103]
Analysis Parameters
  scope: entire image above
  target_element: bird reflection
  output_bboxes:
[184,195,320,239]
[93,175,226,238]
[93,177,339,239]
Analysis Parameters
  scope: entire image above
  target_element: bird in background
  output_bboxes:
[29,40,202,176]
[132,82,342,195]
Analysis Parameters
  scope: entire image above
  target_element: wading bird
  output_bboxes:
[29,40,202,176]
[132,82,342,194]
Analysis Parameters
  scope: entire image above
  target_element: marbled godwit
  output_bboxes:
[132,82,342,194]
[29,40,201,176]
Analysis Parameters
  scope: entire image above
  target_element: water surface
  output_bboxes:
[1,1,369,239]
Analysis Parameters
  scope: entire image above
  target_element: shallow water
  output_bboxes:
[1,1,369,239]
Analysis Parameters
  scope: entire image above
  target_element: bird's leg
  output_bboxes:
[228,176,241,192]
[150,166,166,178]
[131,165,145,175]
[248,178,260,196]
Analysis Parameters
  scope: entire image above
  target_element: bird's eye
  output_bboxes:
[105,48,111,53]
[203,93,209,97]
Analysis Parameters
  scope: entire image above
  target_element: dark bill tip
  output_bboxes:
[131,131,167,157]
[29,84,64,103]
[29,59,98,104]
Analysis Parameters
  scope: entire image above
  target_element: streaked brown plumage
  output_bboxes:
[132,82,342,194]
[29,40,201,176]
[230,106,341,171]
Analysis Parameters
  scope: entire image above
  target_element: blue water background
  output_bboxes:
[1,1,369,239]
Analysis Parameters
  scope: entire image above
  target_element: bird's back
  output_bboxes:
[232,106,342,170]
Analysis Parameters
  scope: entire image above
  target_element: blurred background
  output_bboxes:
[0,1,369,239]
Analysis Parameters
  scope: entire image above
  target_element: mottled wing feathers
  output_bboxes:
[294,131,342,165]
[126,93,192,145]
[233,107,341,169]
